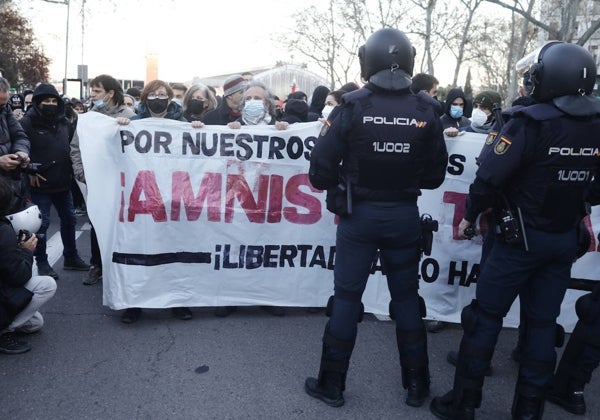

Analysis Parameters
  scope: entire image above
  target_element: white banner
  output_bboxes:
[78,113,599,330]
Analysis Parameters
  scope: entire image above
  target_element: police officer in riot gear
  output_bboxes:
[430,42,600,420]
[304,28,448,408]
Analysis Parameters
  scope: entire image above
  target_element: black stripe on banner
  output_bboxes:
[112,252,212,266]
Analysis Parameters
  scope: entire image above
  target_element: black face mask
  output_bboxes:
[187,99,205,114]
[147,98,169,114]
[40,104,58,118]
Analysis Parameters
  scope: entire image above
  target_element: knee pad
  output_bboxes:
[327,294,365,323]
[460,300,502,336]
[576,292,600,323]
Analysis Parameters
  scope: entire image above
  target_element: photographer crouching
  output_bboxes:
[0,176,56,354]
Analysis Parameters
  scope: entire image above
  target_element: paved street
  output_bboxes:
[0,211,598,419]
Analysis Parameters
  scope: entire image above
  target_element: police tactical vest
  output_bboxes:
[340,89,441,202]
[508,103,600,231]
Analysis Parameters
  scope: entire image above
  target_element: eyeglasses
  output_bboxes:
[147,93,169,100]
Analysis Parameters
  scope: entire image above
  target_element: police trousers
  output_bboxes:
[467,227,577,389]
[328,201,422,345]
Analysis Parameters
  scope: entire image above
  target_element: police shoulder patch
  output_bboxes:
[485,131,497,145]
[494,136,512,155]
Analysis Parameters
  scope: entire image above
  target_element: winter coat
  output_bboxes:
[19,89,74,194]
[202,100,240,125]
[0,103,29,177]
[440,88,471,130]
[132,101,187,121]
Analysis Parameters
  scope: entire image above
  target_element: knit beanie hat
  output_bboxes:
[223,75,246,97]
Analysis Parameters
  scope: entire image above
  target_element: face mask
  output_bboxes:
[243,99,265,118]
[40,104,58,118]
[470,108,488,126]
[449,105,463,119]
[322,105,334,119]
[93,93,111,110]
[187,99,205,114]
[147,98,169,114]
[172,98,183,107]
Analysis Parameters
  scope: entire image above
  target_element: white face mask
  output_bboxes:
[321,105,334,119]
[470,108,488,126]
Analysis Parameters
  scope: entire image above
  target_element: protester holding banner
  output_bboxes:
[430,42,600,420]
[182,83,217,123]
[304,28,448,409]
[227,81,289,131]
[202,74,246,126]
[131,80,188,122]
[440,87,471,137]
[70,74,137,286]
[120,80,193,323]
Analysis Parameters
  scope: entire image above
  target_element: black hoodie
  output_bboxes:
[440,88,471,130]
[19,84,73,193]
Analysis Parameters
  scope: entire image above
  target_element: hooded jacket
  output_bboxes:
[308,85,330,117]
[440,88,471,130]
[19,83,74,193]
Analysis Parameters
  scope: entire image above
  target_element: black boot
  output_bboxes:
[396,323,430,407]
[511,383,545,420]
[403,367,430,407]
[305,370,345,407]
[430,387,480,420]
[546,378,586,415]
[545,319,592,415]
[305,324,354,407]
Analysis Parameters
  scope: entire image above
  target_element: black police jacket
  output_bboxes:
[468,101,600,232]
[309,84,448,202]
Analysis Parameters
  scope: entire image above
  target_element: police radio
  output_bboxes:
[498,208,521,244]
[497,196,529,251]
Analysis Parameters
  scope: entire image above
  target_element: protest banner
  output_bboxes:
[77,113,600,330]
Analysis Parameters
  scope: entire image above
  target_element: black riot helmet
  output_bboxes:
[517,42,596,102]
[358,28,415,88]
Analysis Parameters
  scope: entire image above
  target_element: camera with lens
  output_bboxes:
[498,209,521,244]
[18,229,33,243]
